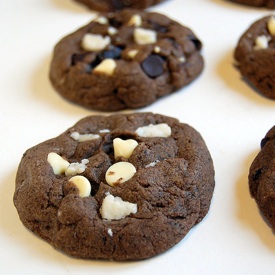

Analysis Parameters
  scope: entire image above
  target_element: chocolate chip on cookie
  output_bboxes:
[14,113,215,260]
[249,125,275,230]
[234,16,275,100]
[74,0,166,12]
[49,9,204,111]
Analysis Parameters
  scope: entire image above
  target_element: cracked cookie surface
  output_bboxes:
[49,9,204,111]
[14,113,215,260]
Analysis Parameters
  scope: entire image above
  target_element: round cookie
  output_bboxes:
[227,0,275,8]
[74,0,166,11]
[249,126,275,230]
[49,9,204,111]
[234,15,275,100]
[14,113,215,260]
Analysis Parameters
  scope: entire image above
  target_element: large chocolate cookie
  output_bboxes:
[49,9,204,111]
[14,113,215,260]
[234,16,275,100]
[227,0,275,8]
[249,126,275,230]
[74,0,166,11]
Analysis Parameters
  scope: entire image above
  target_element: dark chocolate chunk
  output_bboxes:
[261,137,270,148]
[98,46,122,60]
[141,54,164,78]
[252,168,262,181]
[111,0,128,9]
[148,20,168,33]
[188,35,202,50]
[71,53,88,65]
[109,17,122,28]
[90,56,101,69]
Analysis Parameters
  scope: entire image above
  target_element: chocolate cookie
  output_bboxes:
[14,113,215,260]
[227,0,275,8]
[234,16,275,100]
[49,9,204,111]
[249,126,275,230]
[74,0,166,11]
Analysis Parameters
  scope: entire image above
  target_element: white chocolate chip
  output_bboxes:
[178,56,186,63]
[127,49,139,59]
[154,46,161,53]
[128,14,142,27]
[267,16,275,36]
[93,16,108,25]
[134,28,157,45]
[100,193,137,220]
[48,152,89,176]
[69,175,91,197]
[81,33,111,51]
[135,123,171,137]
[47,152,69,175]
[105,162,136,186]
[93,59,117,75]
[107,228,113,237]
[70,131,80,140]
[65,159,89,176]
[82,159,89,165]
[113,138,138,159]
[99,129,110,133]
[108,26,118,36]
[254,35,270,50]
[71,131,100,142]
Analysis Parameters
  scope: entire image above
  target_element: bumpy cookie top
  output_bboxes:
[234,16,275,99]
[14,113,215,260]
[50,9,203,111]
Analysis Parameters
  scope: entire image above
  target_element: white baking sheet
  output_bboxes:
[1,0,275,274]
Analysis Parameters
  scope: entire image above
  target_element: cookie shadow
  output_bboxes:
[0,169,50,262]
[235,151,275,251]
[30,54,59,108]
[217,49,275,106]
[50,0,93,13]
[208,0,242,8]
[0,169,19,237]
[209,0,231,6]
[0,169,59,262]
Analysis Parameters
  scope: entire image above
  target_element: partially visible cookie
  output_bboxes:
[74,0,166,11]
[14,112,215,260]
[249,126,275,230]
[234,16,275,100]
[227,0,275,8]
[49,9,204,111]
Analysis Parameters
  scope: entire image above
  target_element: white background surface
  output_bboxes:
[1,0,275,274]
